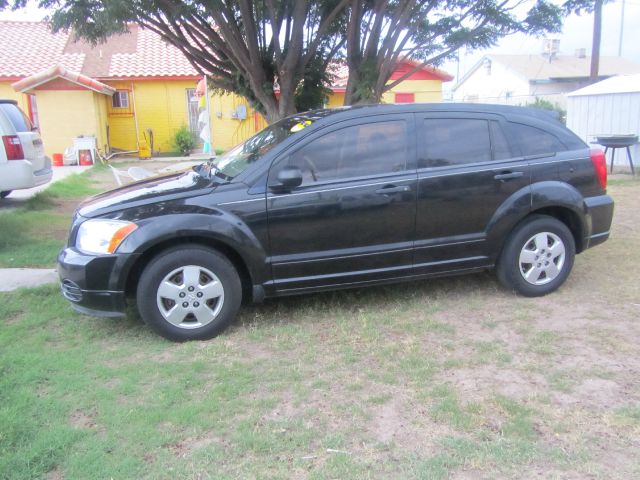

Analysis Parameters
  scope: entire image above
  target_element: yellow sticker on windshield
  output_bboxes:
[290,120,312,132]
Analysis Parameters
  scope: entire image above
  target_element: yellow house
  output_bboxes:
[0,21,452,157]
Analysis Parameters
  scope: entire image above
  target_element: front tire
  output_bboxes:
[136,246,242,341]
[497,215,575,297]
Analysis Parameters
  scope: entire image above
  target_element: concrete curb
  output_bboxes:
[0,268,58,292]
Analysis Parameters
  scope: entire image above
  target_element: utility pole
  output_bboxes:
[590,0,603,82]
[618,0,626,57]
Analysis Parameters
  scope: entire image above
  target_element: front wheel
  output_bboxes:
[136,246,242,341]
[497,215,575,297]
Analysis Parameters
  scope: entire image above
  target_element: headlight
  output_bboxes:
[76,219,138,254]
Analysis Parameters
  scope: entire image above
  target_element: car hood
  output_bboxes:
[78,171,215,218]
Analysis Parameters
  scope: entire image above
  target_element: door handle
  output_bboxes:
[493,171,524,181]
[375,185,411,195]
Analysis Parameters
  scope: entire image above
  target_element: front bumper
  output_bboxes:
[584,194,614,249]
[57,247,139,318]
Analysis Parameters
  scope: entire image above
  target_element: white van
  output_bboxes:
[0,99,52,198]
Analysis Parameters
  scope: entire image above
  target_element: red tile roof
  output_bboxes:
[0,21,84,79]
[12,65,116,95]
[108,27,198,78]
[329,59,452,90]
[0,21,198,80]
[0,21,451,86]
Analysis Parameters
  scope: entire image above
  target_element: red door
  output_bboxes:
[394,93,415,103]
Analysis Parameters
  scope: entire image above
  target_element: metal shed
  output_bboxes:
[567,74,640,170]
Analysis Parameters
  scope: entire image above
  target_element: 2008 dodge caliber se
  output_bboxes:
[58,104,614,341]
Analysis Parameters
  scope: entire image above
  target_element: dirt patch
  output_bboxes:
[552,378,628,409]
[164,432,219,458]
[370,398,404,444]
[44,467,63,480]
[68,410,97,429]
[440,367,548,401]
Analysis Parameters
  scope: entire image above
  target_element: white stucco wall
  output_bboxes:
[453,61,580,108]
[453,61,530,105]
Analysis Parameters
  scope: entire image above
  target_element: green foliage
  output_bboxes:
[524,97,567,124]
[171,125,197,156]
[294,53,334,112]
[2,0,592,121]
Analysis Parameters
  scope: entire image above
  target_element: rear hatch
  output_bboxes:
[0,102,46,170]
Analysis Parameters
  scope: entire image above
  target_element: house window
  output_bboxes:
[112,90,130,109]
[395,93,415,103]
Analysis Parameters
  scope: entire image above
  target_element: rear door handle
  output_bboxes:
[375,185,411,195]
[493,171,524,181]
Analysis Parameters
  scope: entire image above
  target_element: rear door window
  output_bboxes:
[0,103,32,132]
[508,122,566,156]
[419,118,491,168]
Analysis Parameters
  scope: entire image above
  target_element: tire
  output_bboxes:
[136,246,242,341]
[497,215,575,297]
[0,191,11,199]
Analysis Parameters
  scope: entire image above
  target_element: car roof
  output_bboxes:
[296,103,560,125]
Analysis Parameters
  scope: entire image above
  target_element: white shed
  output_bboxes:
[567,74,640,170]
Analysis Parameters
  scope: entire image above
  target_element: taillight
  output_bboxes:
[2,135,24,160]
[590,148,607,190]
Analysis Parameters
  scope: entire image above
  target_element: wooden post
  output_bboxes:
[590,0,603,82]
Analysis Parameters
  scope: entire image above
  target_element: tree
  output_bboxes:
[343,0,582,105]
[8,0,349,123]
[4,0,593,121]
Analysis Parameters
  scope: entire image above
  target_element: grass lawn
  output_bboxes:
[0,169,104,268]
[1,172,639,479]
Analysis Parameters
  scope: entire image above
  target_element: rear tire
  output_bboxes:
[497,215,575,297]
[0,191,11,198]
[136,246,242,341]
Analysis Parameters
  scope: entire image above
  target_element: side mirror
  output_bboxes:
[270,166,303,191]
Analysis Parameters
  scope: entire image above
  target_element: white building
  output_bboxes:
[567,74,640,170]
[452,51,640,108]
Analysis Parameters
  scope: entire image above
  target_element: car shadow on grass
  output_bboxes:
[100,270,501,341]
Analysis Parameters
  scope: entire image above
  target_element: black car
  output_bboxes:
[58,104,614,341]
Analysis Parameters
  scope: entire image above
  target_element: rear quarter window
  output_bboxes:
[509,122,567,156]
[0,103,32,132]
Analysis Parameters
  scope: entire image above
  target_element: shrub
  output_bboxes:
[524,98,566,125]
[171,125,197,156]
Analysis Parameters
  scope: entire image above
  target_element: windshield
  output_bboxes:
[214,111,335,179]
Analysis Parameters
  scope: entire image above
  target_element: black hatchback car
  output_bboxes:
[58,104,614,341]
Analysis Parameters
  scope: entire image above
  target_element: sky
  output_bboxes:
[443,0,640,90]
[2,0,639,92]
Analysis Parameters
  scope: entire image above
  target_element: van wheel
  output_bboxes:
[497,215,575,297]
[0,191,11,198]
[136,246,242,341]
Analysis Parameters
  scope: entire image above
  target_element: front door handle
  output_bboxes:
[494,171,524,181]
[375,185,411,195]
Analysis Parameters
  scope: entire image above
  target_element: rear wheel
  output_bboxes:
[497,215,575,297]
[136,246,242,341]
[0,191,11,198]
